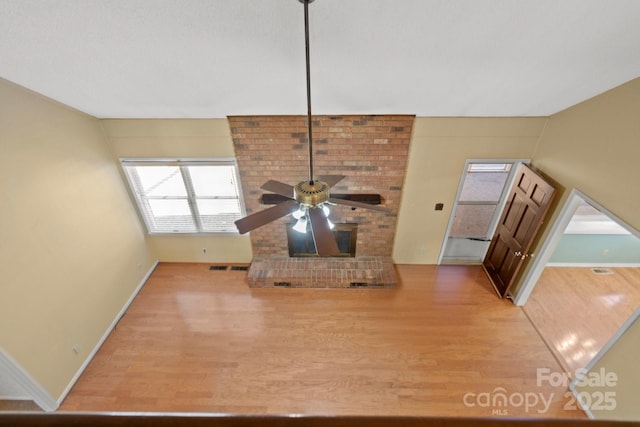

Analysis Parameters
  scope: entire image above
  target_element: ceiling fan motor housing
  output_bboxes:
[294,180,329,207]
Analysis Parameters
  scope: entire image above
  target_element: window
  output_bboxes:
[121,159,245,234]
[450,162,513,238]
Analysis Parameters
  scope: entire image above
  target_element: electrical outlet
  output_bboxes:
[602,249,609,256]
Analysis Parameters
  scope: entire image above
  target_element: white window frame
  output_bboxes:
[120,158,246,235]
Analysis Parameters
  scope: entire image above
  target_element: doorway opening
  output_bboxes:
[546,199,640,267]
[515,189,640,378]
[513,188,640,306]
[439,159,527,264]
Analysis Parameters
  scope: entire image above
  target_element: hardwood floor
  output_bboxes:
[522,267,640,375]
[0,400,42,412]
[60,263,586,418]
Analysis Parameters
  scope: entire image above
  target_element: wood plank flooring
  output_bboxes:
[0,400,42,412]
[60,263,586,418]
[522,267,640,375]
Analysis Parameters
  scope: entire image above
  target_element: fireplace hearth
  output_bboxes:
[247,255,397,288]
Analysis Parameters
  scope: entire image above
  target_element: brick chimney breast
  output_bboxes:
[229,115,414,288]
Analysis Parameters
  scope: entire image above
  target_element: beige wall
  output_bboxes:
[511,77,640,295]
[101,119,253,263]
[393,117,546,264]
[103,117,549,265]
[531,77,640,232]
[0,79,155,400]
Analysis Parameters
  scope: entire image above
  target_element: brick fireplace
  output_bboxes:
[230,115,413,288]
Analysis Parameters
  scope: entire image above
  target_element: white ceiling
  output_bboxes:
[2,0,640,119]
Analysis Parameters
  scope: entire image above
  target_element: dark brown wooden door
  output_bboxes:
[482,164,555,298]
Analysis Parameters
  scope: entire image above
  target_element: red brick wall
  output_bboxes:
[229,115,413,257]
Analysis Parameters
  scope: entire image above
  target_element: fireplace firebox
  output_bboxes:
[287,223,357,257]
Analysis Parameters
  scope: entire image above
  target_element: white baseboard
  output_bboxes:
[0,348,58,412]
[546,262,640,268]
[56,260,159,408]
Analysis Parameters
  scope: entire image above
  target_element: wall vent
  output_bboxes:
[591,267,614,275]
[350,282,369,287]
[230,266,249,271]
[209,265,228,271]
[274,281,291,287]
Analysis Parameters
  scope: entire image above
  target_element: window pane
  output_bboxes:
[450,204,497,238]
[147,199,196,232]
[468,163,511,173]
[197,198,241,215]
[188,165,239,197]
[197,199,242,232]
[459,165,510,202]
[135,166,187,197]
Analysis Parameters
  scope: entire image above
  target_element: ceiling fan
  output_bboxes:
[234,0,391,256]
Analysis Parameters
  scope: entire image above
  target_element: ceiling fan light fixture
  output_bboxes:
[293,216,308,233]
[292,206,307,220]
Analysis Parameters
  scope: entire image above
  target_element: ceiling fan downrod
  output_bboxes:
[301,0,315,185]
[295,0,333,213]
[232,0,389,255]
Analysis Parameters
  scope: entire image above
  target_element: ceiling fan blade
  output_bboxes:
[316,175,345,188]
[235,199,299,234]
[329,197,392,213]
[308,207,340,257]
[260,180,295,199]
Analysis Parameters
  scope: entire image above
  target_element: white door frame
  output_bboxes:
[0,348,58,411]
[437,158,529,264]
[512,188,640,306]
